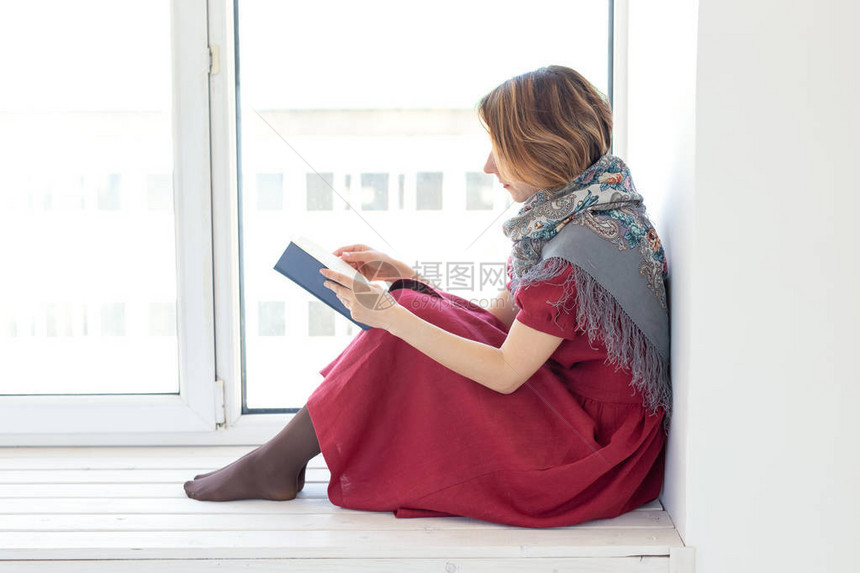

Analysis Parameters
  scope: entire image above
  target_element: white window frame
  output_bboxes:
[0,0,218,445]
[0,0,626,447]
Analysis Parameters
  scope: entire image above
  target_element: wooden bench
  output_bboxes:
[0,446,692,572]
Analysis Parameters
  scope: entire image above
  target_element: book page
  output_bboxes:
[291,234,372,286]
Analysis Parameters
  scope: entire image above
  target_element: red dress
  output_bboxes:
[306,258,666,528]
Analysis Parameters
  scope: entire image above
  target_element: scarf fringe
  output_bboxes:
[512,257,672,434]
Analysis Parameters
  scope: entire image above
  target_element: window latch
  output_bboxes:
[209,44,220,76]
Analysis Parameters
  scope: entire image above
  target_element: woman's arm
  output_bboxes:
[320,266,563,394]
[387,306,563,394]
[486,287,520,331]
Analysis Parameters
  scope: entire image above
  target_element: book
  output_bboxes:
[273,235,386,331]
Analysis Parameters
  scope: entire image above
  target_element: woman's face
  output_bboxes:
[483,151,539,203]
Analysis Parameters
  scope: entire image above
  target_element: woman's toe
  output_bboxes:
[183,480,199,498]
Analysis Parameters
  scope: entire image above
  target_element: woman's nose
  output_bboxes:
[483,152,497,175]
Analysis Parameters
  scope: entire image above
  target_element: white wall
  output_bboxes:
[688,0,860,570]
[625,0,699,540]
[629,0,860,571]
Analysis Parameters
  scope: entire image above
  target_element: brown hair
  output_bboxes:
[478,65,613,192]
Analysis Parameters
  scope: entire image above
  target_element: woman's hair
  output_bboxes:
[478,65,613,192]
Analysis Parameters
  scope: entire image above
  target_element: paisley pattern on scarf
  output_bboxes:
[503,154,667,309]
[574,210,668,310]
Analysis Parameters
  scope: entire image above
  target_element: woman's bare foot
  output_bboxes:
[183,406,320,502]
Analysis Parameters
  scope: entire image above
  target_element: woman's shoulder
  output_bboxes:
[510,258,579,339]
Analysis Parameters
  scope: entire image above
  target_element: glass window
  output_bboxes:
[149,302,176,337]
[236,0,610,410]
[100,303,127,337]
[361,173,389,211]
[46,303,75,338]
[308,301,335,337]
[147,174,172,211]
[256,173,284,211]
[343,175,352,210]
[258,301,286,337]
[0,0,179,396]
[416,172,443,210]
[307,173,334,211]
[466,172,495,210]
[97,174,122,211]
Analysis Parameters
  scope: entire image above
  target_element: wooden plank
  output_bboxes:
[0,496,342,516]
[0,496,665,525]
[0,557,671,573]
[0,468,331,484]
[0,481,328,499]
[0,482,659,511]
[0,485,660,514]
[0,470,661,511]
[0,447,276,459]
[0,483,186,499]
[0,528,684,560]
[0,456,330,471]
[0,457,251,470]
[0,509,676,532]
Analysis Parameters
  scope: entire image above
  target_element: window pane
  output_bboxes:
[308,301,335,337]
[256,173,284,211]
[361,173,389,211]
[237,0,609,410]
[466,172,495,210]
[258,301,286,337]
[306,173,334,211]
[416,172,443,210]
[0,1,178,395]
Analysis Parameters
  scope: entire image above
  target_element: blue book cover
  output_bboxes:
[273,235,375,331]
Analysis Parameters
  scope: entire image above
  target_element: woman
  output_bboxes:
[184,65,671,528]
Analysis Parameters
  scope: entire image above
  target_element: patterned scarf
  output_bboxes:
[502,154,672,433]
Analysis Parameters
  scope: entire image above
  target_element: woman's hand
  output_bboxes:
[332,244,415,282]
[319,267,404,332]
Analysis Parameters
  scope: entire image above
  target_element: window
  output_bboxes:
[0,3,176,396]
[258,301,286,337]
[256,173,284,210]
[0,0,615,441]
[466,172,495,210]
[307,173,334,211]
[416,172,444,210]
[235,0,611,412]
[100,303,127,337]
[97,174,122,211]
[149,302,177,337]
[308,301,336,337]
[361,173,389,211]
[0,0,216,438]
[147,174,172,211]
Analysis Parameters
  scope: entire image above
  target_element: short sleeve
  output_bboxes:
[512,260,578,339]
